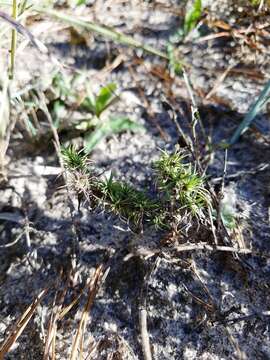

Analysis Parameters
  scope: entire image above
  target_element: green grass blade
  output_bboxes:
[9,0,18,79]
[184,0,202,36]
[229,79,270,145]
[35,7,171,61]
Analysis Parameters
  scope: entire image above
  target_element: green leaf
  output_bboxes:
[52,99,65,129]
[184,0,202,36]
[76,0,87,5]
[95,83,117,117]
[167,43,182,76]
[81,96,97,115]
[84,116,143,153]
[81,83,118,117]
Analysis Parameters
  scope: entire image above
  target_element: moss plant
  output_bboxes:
[153,150,211,220]
[61,146,89,172]
[99,174,161,228]
[61,146,211,233]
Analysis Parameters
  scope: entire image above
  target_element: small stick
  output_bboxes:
[139,308,152,360]
[139,257,160,360]
[205,62,238,100]
[211,163,269,183]
[174,243,252,254]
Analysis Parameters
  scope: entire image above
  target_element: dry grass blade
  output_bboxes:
[43,274,69,360]
[70,265,104,360]
[59,281,90,321]
[0,10,47,52]
[0,288,48,359]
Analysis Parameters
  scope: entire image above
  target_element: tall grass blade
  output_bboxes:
[9,0,17,79]
[229,79,270,145]
[35,7,171,60]
[0,76,10,171]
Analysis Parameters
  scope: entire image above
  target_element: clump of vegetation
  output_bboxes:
[99,175,160,228]
[61,145,89,171]
[153,149,211,220]
[16,72,142,154]
[62,146,212,233]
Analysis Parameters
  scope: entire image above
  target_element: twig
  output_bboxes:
[205,62,238,100]
[211,163,269,183]
[224,325,246,360]
[182,69,207,168]
[9,0,18,79]
[218,311,270,325]
[139,309,152,360]
[161,97,193,152]
[0,231,24,248]
[174,243,252,254]
[43,273,68,360]
[216,149,228,234]
[139,257,160,360]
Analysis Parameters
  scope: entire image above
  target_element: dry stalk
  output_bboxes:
[139,257,161,360]
[0,288,48,359]
[139,309,152,360]
[70,265,104,360]
[43,272,69,360]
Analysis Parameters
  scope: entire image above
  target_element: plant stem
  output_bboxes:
[9,0,17,79]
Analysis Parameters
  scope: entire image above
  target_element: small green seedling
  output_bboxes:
[18,76,141,153]
[81,83,118,118]
[166,0,202,75]
[80,83,142,153]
